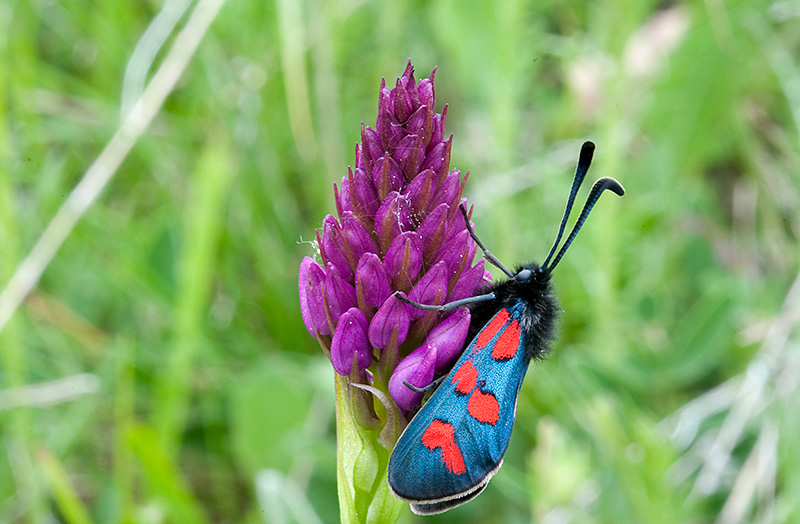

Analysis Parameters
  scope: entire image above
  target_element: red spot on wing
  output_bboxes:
[468,388,500,425]
[475,309,511,349]
[451,361,479,395]
[492,319,521,361]
[421,420,466,475]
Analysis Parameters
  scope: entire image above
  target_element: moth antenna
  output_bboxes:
[541,141,595,269]
[545,177,625,271]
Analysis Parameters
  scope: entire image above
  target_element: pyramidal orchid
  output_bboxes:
[298,62,488,523]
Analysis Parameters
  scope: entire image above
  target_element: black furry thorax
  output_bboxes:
[466,262,559,361]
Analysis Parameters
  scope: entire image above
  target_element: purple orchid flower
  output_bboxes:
[299,61,490,418]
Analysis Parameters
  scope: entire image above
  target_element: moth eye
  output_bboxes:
[516,269,532,281]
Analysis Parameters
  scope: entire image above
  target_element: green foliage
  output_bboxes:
[1,0,798,523]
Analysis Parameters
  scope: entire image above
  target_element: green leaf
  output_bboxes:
[37,447,94,524]
[335,375,404,524]
[229,356,320,474]
[351,383,405,448]
[126,424,212,524]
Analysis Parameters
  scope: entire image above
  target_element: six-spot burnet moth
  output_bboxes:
[387,141,624,515]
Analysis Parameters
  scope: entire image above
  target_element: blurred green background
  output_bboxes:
[1,0,799,523]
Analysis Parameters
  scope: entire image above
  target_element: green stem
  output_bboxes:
[335,374,405,524]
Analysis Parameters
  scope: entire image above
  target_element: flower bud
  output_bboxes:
[330,308,371,375]
[350,167,379,223]
[320,215,353,281]
[299,257,330,336]
[423,308,471,372]
[395,134,424,181]
[372,155,404,200]
[374,192,412,253]
[368,294,410,350]
[361,123,384,173]
[388,345,436,412]
[421,136,452,182]
[434,229,472,286]
[406,105,433,148]
[383,232,423,292]
[415,203,449,263]
[355,253,391,316]
[404,169,438,217]
[406,262,447,320]
[341,212,379,266]
[448,259,489,303]
[324,264,357,328]
[335,178,352,217]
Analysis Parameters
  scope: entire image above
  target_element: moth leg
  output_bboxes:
[395,291,496,311]
[459,204,515,278]
[403,374,446,394]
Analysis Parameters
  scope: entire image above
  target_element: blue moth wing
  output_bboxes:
[387,300,532,514]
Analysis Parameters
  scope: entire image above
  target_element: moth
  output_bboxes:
[388,141,624,514]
